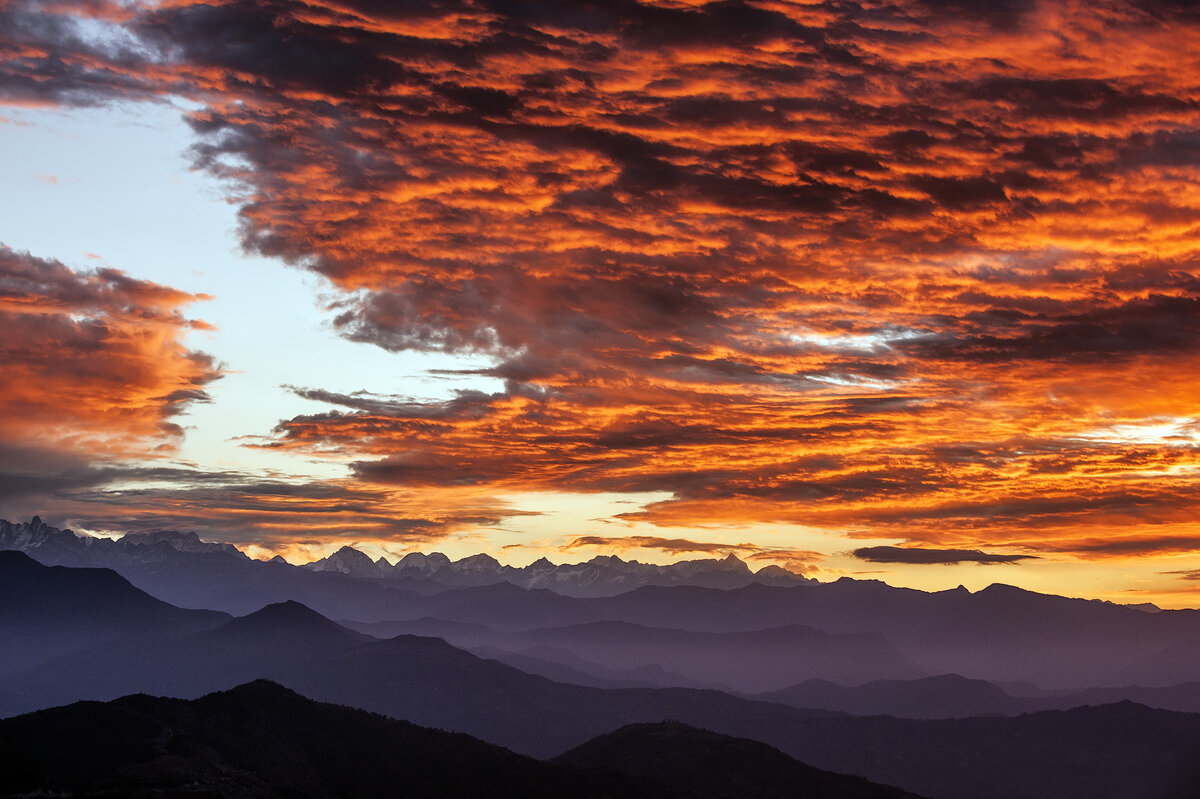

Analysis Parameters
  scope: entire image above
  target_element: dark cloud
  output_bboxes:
[852,546,1037,565]
[909,176,1009,210]
[895,293,1200,364]
[565,535,744,555]
[137,0,411,96]
[916,0,1038,27]
[963,77,1194,121]
[1061,537,1200,557]
[1164,569,1200,582]
[0,454,528,550]
[0,0,161,105]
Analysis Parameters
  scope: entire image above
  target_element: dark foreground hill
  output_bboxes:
[0,682,919,799]
[0,681,650,799]
[556,721,923,799]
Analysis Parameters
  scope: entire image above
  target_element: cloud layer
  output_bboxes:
[2,0,1199,567]
[853,546,1036,565]
[0,245,220,456]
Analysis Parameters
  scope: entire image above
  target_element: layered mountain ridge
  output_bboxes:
[5,517,1200,692]
[6,558,1200,799]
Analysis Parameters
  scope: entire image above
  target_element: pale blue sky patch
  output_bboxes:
[0,100,501,477]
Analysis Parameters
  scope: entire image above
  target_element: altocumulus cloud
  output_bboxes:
[0,0,1199,564]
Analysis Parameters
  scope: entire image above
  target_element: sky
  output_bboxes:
[1,0,1199,606]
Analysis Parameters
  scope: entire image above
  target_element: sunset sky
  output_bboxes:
[2,0,1199,605]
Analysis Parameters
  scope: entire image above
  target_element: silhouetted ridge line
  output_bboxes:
[0,682,681,798]
[0,549,229,677]
[224,599,348,631]
[555,720,924,798]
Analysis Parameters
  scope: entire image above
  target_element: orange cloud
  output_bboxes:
[0,245,221,457]
[3,0,1200,570]
[225,0,1197,559]
[44,473,532,553]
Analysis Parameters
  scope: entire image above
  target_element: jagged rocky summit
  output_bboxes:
[0,517,812,598]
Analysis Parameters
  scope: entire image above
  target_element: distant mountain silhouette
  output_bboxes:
[479,642,730,689]
[0,598,377,715]
[0,681,677,799]
[555,720,924,799]
[9,593,781,752]
[303,544,387,577]
[405,579,1200,689]
[349,617,922,691]
[211,599,372,650]
[1113,637,1200,687]
[379,548,804,594]
[758,674,1200,719]
[1055,682,1200,714]
[13,517,1200,691]
[0,550,227,675]
[0,517,433,619]
[470,644,672,689]
[0,517,810,610]
[759,674,1024,718]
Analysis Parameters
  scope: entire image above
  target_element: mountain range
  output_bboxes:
[6,550,1200,798]
[346,616,923,692]
[7,516,1200,692]
[0,516,810,603]
[756,674,1200,719]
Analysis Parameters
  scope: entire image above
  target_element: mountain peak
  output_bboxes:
[213,600,369,648]
[303,545,382,577]
[454,553,501,571]
[394,550,451,574]
[587,554,629,567]
[119,529,246,557]
[221,679,300,700]
[977,582,1034,597]
[225,600,340,633]
[239,599,325,621]
[753,564,812,583]
[0,517,83,552]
